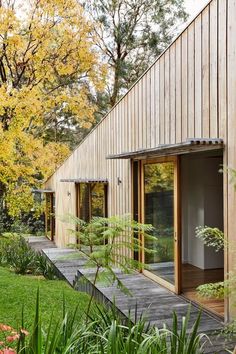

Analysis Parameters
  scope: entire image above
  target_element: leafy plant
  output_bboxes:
[16,290,208,354]
[0,234,57,279]
[64,214,156,320]
[195,168,236,346]
[34,253,58,281]
[86,305,208,354]
[197,281,226,299]
[196,226,225,252]
[17,290,84,354]
[0,235,36,274]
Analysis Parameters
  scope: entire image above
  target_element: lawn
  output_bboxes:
[0,266,89,332]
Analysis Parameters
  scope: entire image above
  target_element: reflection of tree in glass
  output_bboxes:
[80,184,90,222]
[144,163,174,193]
[91,184,105,217]
[144,162,174,265]
[79,183,106,222]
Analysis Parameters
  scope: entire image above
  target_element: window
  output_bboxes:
[78,183,107,221]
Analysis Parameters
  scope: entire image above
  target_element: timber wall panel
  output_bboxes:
[227,0,236,317]
[164,51,170,144]
[209,0,218,138]
[187,23,195,138]
[181,31,188,141]
[175,38,182,143]
[170,44,176,145]
[202,7,210,138]
[159,56,165,144]
[194,15,202,138]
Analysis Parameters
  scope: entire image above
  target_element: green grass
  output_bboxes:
[0,266,89,332]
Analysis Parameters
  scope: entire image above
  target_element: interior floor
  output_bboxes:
[182,264,224,317]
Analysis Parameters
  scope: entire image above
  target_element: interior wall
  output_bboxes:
[181,152,224,270]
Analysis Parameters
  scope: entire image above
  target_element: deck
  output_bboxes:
[28,236,235,353]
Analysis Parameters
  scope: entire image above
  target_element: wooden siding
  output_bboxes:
[46,0,236,317]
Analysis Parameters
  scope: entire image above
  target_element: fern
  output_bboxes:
[195,226,225,251]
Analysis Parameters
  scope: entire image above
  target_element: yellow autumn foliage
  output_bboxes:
[0,0,106,216]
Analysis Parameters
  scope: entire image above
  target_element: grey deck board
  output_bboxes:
[28,236,235,353]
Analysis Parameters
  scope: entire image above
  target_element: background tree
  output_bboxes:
[0,0,106,217]
[83,0,188,117]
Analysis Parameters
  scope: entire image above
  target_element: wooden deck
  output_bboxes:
[28,236,235,353]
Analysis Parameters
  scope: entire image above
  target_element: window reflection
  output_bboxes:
[144,162,175,284]
[79,183,107,221]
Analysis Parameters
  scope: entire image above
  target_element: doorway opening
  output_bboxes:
[180,150,224,317]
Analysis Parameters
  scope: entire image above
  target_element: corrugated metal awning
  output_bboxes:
[60,178,108,183]
[106,139,224,160]
[32,189,54,193]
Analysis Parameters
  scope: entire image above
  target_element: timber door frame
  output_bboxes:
[45,192,55,241]
[139,156,181,294]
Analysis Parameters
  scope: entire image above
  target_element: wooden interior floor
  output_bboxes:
[182,264,224,317]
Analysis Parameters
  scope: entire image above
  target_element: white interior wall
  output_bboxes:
[181,152,224,270]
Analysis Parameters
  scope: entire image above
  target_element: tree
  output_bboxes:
[0,0,106,216]
[83,0,188,113]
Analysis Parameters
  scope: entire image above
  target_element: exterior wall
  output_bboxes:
[46,0,236,317]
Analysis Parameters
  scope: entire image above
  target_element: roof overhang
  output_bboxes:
[106,139,224,160]
[60,178,108,184]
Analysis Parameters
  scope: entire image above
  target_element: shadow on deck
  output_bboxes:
[28,236,235,354]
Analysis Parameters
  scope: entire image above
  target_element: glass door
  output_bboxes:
[141,157,180,293]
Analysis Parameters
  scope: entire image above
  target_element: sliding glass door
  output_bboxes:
[141,157,180,293]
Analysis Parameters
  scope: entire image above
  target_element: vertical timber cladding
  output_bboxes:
[44,0,235,312]
[227,0,236,319]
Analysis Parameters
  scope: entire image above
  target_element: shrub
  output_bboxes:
[16,291,209,354]
[0,234,57,279]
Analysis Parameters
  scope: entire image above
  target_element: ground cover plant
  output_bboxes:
[0,234,56,278]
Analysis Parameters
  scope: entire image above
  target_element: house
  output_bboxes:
[44,0,236,322]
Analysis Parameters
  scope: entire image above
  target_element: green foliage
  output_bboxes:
[196,226,225,252]
[66,214,156,274]
[1,236,36,275]
[155,237,173,262]
[84,0,188,110]
[0,267,89,335]
[16,291,208,354]
[0,234,57,279]
[197,282,226,300]
[85,306,207,354]
[64,214,157,319]
[195,166,236,343]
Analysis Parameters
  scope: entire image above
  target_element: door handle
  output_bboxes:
[174,231,178,242]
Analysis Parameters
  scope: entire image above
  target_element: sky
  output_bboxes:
[185,0,209,19]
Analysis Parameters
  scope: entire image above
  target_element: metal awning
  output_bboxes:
[60,178,108,183]
[32,189,54,193]
[106,139,224,160]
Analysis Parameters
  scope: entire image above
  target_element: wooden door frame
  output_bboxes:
[45,192,55,241]
[138,155,181,294]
